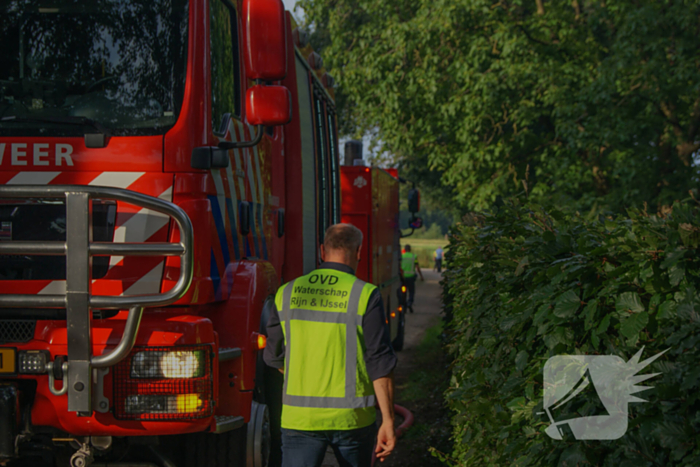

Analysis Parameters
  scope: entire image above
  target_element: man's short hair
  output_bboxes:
[324,224,363,257]
[404,244,411,252]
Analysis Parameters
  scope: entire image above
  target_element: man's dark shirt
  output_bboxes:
[263,262,398,381]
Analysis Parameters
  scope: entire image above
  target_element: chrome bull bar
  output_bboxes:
[0,185,194,415]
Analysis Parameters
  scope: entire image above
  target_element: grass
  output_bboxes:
[401,238,448,247]
[397,322,444,403]
[401,240,448,269]
[391,320,453,466]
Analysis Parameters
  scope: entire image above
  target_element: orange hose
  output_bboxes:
[394,404,414,438]
[372,404,414,465]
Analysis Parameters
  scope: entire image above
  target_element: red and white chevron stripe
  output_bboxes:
[0,171,173,297]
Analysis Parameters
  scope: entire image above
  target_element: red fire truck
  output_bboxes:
[0,0,350,465]
[340,164,402,351]
[340,142,422,353]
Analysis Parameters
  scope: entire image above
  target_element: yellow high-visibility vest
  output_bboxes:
[401,252,417,277]
[276,269,377,430]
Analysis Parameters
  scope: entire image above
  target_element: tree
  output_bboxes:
[300,0,700,213]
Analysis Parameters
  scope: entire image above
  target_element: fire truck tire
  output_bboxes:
[392,313,405,352]
[258,295,283,467]
[246,401,271,467]
[261,364,283,467]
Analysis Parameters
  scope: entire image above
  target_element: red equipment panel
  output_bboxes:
[342,213,370,281]
[341,166,399,287]
[340,166,373,281]
[341,165,401,342]
[371,168,400,288]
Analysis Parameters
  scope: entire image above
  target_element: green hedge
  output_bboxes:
[441,198,700,466]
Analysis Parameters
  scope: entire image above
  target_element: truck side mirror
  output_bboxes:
[408,188,420,213]
[243,0,287,80]
[246,85,291,126]
[409,217,423,229]
[220,0,290,150]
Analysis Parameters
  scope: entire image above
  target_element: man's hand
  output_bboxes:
[372,374,395,461]
[375,420,396,462]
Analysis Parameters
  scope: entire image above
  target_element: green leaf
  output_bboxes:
[515,256,529,276]
[679,365,700,391]
[668,266,685,287]
[500,314,521,331]
[507,397,527,410]
[558,445,588,465]
[661,249,686,270]
[649,294,662,313]
[616,292,645,313]
[657,301,677,320]
[620,311,649,338]
[583,299,598,330]
[554,290,581,318]
[544,327,570,349]
[596,314,611,334]
[678,223,700,248]
[515,350,528,372]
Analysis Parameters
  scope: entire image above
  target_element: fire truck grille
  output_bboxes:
[0,320,35,344]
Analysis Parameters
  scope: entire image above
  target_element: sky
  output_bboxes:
[282,0,303,19]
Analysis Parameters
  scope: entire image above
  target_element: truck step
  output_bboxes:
[214,415,245,434]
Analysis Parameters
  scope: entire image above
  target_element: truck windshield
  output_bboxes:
[0,0,188,137]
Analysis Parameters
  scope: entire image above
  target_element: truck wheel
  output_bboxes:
[261,363,284,467]
[247,401,271,467]
[392,313,405,351]
[258,296,284,467]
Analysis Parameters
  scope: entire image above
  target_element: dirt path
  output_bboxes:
[322,269,446,467]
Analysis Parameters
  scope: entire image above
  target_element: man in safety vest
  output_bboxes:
[400,244,423,312]
[264,224,398,467]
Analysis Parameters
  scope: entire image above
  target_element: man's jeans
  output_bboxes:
[281,424,376,467]
[404,275,417,307]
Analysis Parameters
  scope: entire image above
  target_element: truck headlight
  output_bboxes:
[114,346,213,421]
[130,350,205,379]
